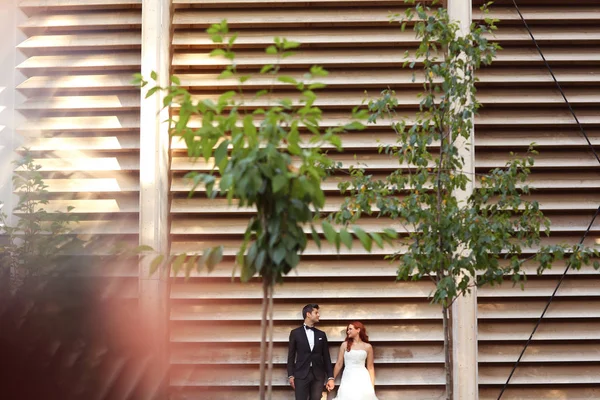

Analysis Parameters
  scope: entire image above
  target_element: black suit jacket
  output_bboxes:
[287,326,333,381]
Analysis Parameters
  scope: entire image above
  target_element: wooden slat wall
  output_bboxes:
[474,0,600,399]
[16,0,141,295]
[169,1,446,399]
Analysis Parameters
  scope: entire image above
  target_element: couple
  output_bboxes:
[287,304,378,400]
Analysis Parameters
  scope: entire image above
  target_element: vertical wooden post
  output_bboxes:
[139,0,171,398]
[0,2,25,225]
[448,0,479,399]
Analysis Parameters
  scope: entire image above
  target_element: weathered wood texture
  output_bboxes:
[474,0,600,398]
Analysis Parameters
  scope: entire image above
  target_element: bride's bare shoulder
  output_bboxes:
[340,341,348,349]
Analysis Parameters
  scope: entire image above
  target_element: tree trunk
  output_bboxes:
[442,304,453,400]
[259,279,269,400]
[266,284,275,400]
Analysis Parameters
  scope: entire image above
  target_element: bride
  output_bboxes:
[331,321,378,400]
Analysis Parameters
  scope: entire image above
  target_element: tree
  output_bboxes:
[0,153,150,400]
[333,2,600,399]
[136,21,396,399]
[0,151,81,294]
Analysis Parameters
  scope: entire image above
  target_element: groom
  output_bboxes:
[287,304,334,400]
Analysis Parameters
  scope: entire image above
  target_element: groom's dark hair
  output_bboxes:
[302,303,319,320]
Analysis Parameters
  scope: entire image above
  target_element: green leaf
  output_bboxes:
[370,232,384,249]
[214,140,229,171]
[272,174,288,193]
[272,245,286,265]
[265,45,278,55]
[278,76,297,85]
[149,254,164,276]
[150,71,157,80]
[145,86,159,99]
[283,40,301,50]
[352,226,372,252]
[219,69,234,79]
[321,220,338,247]
[171,75,181,85]
[310,65,328,77]
[172,253,187,276]
[311,225,322,249]
[339,228,353,249]
[210,48,227,57]
[255,249,266,272]
[136,245,154,253]
[206,245,223,272]
[260,64,274,74]
[308,82,327,90]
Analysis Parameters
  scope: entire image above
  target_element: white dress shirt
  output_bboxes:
[304,324,315,351]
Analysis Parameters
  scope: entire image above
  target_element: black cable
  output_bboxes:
[496,206,600,400]
[509,0,600,165]
[496,1,600,398]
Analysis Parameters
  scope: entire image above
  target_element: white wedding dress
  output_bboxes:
[334,349,379,400]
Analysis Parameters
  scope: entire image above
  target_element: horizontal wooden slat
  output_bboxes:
[476,130,600,147]
[170,194,600,216]
[490,26,600,43]
[170,322,442,343]
[25,134,140,151]
[474,6,600,21]
[18,115,139,131]
[479,321,600,341]
[170,364,445,386]
[171,280,435,300]
[176,68,600,90]
[170,388,445,400]
[478,67,600,84]
[479,277,600,298]
[173,0,404,6]
[19,94,140,111]
[19,0,141,9]
[171,172,600,193]
[177,258,600,279]
[170,214,600,236]
[479,343,600,363]
[17,53,140,72]
[173,49,420,69]
[41,175,139,193]
[171,301,441,322]
[170,236,598,256]
[18,32,141,50]
[480,365,600,385]
[477,109,600,126]
[170,216,407,235]
[478,88,600,105]
[23,197,139,213]
[173,28,413,48]
[479,387,600,400]
[19,11,141,30]
[18,74,136,92]
[173,8,402,28]
[479,299,600,319]
[170,342,444,364]
[171,151,599,172]
[23,155,139,172]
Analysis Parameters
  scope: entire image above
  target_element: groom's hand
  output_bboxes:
[288,376,295,389]
[326,379,334,391]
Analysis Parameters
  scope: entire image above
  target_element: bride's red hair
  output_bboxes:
[345,321,369,351]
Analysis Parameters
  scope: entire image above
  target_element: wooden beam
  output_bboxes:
[449,1,479,399]
[138,0,171,398]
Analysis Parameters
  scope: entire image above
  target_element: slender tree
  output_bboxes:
[137,21,395,399]
[333,2,600,399]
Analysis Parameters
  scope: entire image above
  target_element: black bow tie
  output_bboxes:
[305,325,315,331]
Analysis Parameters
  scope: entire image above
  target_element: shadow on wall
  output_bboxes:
[0,256,160,400]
